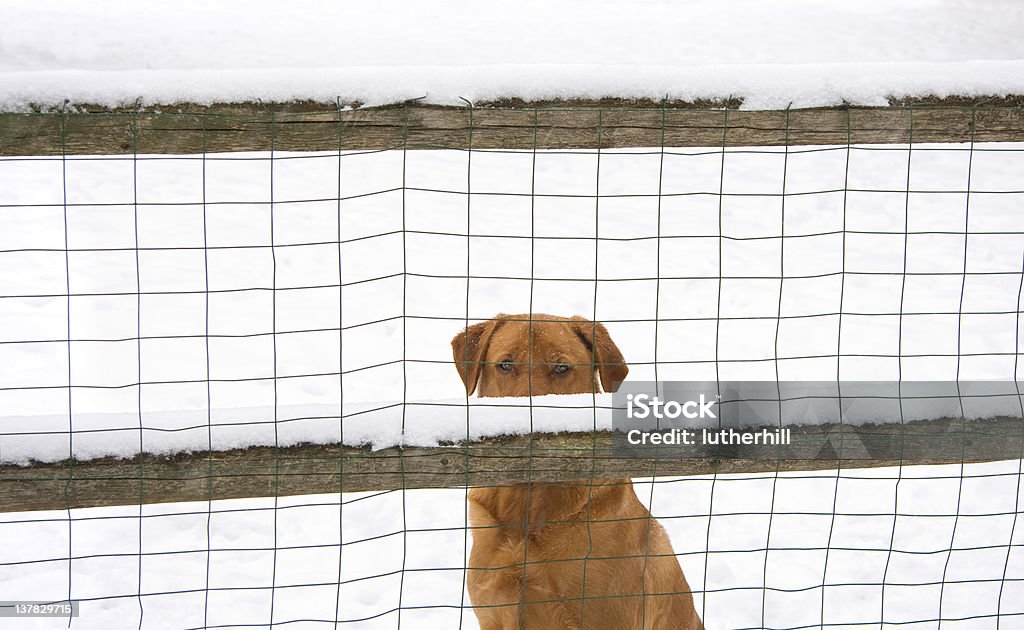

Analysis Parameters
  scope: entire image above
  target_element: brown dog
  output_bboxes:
[452,314,703,630]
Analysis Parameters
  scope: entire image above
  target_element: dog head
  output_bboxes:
[451,314,628,397]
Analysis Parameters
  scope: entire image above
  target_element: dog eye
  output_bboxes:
[553,363,570,375]
[497,360,514,373]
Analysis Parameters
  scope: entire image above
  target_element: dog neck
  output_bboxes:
[476,479,636,538]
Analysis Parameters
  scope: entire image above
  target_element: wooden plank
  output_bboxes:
[1,416,1021,513]
[2,100,1022,156]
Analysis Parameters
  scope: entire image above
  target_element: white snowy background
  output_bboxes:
[3,462,1024,630]
[3,0,1024,628]
[4,142,1024,462]
[2,139,1024,629]
[1,0,1024,110]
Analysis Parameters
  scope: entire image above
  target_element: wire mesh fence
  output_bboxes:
[0,103,1023,628]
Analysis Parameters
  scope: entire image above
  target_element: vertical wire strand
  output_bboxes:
[457,99,473,630]
[268,110,281,629]
[201,113,214,630]
[395,102,411,629]
[516,106,541,629]
[639,101,669,626]
[578,107,604,626]
[702,103,731,624]
[761,106,791,628]
[59,103,74,630]
[820,107,854,626]
[131,105,145,630]
[879,105,915,629]
[937,104,977,629]
[333,101,346,629]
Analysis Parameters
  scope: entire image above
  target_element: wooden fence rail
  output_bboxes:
[3,417,1022,512]
[1,100,1023,156]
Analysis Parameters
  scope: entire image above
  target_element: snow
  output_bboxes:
[0,395,619,465]
[4,6,1024,628]
[4,141,1024,464]
[2,461,1023,629]
[2,0,1024,111]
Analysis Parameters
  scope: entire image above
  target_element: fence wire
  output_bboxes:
[0,103,1023,629]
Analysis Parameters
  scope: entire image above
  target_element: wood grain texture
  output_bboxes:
[1,100,1022,156]
[2,417,1021,512]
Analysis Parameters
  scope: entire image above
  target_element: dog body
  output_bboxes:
[452,314,703,630]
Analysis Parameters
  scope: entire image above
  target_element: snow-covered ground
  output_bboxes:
[2,461,1023,629]
[3,141,1024,462]
[1,0,1024,110]
[4,3,1024,628]
[3,139,1024,628]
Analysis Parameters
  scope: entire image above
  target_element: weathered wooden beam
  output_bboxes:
[1,99,1022,156]
[1,416,1021,513]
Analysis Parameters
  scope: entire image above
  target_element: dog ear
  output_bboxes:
[451,316,507,395]
[570,317,629,393]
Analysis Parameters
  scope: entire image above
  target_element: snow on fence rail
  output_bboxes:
[4,417,1023,513]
